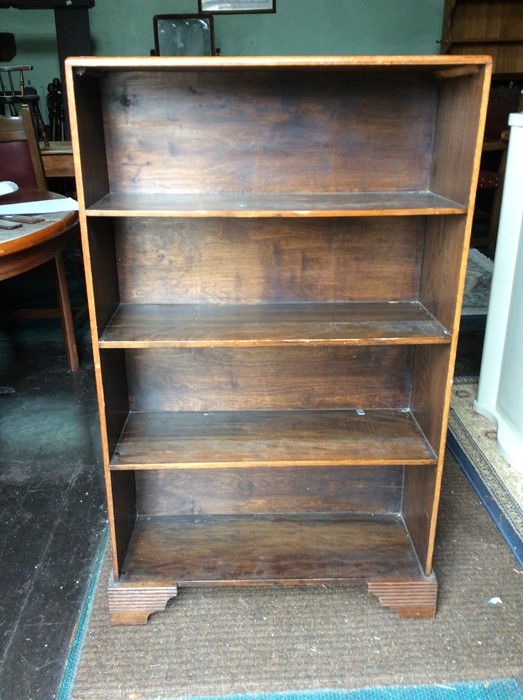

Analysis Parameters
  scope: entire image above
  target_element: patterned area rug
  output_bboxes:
[448,375,523,567]
[462,249,493,317]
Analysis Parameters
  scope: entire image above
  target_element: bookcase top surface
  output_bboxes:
[65,55,492,71]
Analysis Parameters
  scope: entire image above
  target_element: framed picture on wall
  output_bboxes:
[198,0,275,14]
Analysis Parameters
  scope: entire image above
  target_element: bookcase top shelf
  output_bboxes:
[67,54,492,71]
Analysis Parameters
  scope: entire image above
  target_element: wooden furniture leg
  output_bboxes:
[108,578,178,625]
[368,572,438,619]
[52,251,79,372]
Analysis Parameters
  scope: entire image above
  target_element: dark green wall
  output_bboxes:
[3,0,444,115]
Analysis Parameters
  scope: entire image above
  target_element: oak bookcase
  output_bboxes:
[66,56,491,624]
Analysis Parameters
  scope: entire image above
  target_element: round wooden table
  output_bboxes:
[0,190,80,371]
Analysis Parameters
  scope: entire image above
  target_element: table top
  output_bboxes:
[40,142,75,178]
[40,141,73,155]
[0,191,78,256]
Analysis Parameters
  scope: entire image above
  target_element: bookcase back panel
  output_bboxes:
[134,466,404,516]
[100,70,437,195]
[114,217,424,304]
[124,346,411,411]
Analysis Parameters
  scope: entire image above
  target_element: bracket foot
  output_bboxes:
[368,572,437,619]
[108,578,178,625]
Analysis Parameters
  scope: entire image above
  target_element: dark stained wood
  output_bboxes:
[431,63,491,206]
[99,302,451,347]
[110,409,437,469]
[135,466,404,515]
[66,55,491,622]
[99,70,438,197]
[95,351,135,576]
[125,346,411,412]
[87,191,466,216]
[99,350,130,458]
[110,470,137,578]
[402,464,438,574]
[419,215,468,332]
[120,513,424,584]
[114,217,425,305]
[66,70,109,209]
[86,218,120,335]
[411,345,452,458]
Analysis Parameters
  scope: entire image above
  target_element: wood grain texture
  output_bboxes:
[431,63,491,206]
[443,1,522,74]
[419,215,467,333]
[86,191,466,216]
[66,56,491,621]
[66,55,492,70]
[99,70,437,196]
[119,513,424,584]
[110,409,436,469]
[109,470,137,578]
[108,577,178,625]
[367,572,438,619]
[99,302,451,348]
[86,218,120,335]
[402,464,438,573]
[66,71,109,209]
[113,217,424,305]
[99,349,130,458]
[124,346,411,412]
[409,344,453,573]
[135,466,404,515]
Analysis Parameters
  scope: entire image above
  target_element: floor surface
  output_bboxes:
[0,323,106,700]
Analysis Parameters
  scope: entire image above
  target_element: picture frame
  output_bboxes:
[198,0,275,14]
[153,14,215,56]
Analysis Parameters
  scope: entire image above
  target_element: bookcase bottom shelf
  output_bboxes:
[109,513,438,623]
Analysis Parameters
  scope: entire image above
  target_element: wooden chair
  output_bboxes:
[0,65,48,145]
[0,107,79,371]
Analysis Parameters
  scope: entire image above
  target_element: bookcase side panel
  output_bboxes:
[86,219,121,334]
[418,216,468,333]
[110,470,137,578]
[406,343,452,573]
[67,68,110,208]
[430,63,492,205]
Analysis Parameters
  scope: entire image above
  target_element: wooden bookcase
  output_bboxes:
[66,56,491,624]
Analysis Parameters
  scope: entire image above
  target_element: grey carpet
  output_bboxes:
[70,453,523,699]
